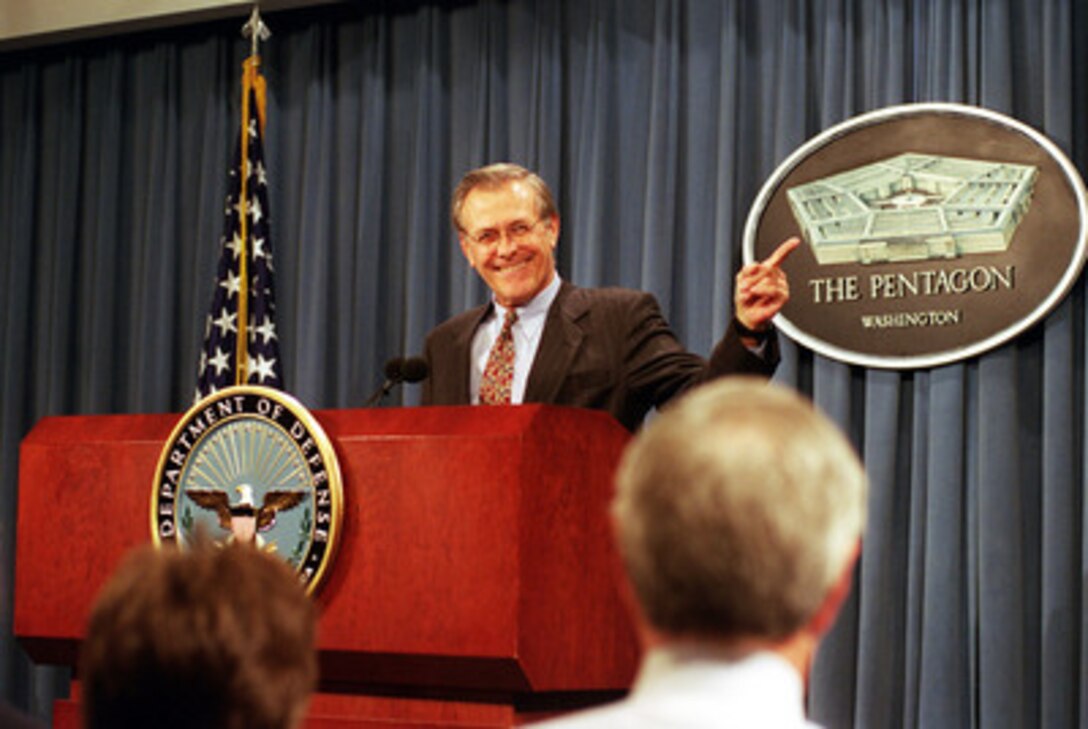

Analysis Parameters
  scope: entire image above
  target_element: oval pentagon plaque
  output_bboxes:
[744,103,1088,369]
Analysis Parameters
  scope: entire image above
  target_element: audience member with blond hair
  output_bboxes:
[534,377,868,728]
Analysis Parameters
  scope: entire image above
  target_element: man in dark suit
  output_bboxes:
[422,163,797,431]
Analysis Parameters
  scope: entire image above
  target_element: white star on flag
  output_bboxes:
[225,232,244,260]
[249,197,263,225]
[212,309,238,337]
[251,316,278,345]
[220,271,242,298]
[247,354,278,383]
[208,346,232,375]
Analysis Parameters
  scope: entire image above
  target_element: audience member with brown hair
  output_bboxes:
[80,542,317,729]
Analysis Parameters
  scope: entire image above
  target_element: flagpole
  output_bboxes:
[243,5,269,57]
[194,5,282,400]
[235,6,271,385]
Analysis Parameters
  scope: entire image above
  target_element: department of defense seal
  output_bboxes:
[151,386,343,593]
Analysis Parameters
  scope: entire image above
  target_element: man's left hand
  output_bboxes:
[734,237,800,332]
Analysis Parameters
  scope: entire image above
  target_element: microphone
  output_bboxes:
[364,356,429,406]
[398,356,429,384]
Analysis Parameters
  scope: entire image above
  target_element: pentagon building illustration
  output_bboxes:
[787,153,1038,264]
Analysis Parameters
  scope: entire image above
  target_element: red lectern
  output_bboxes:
[15,405,639,727]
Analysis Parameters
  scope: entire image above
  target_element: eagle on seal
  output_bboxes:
[186,483,306,546]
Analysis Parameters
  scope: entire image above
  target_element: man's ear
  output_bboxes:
[458,234,474,268]
[807,539,861,637]
[545,214,560,250]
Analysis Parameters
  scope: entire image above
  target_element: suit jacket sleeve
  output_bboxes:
[619,292,779,413]
[529,287,777,431]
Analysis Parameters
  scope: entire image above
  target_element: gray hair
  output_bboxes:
[612,377,868,640]
[450,162,558,232]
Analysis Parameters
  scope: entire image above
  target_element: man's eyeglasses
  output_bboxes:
[465,218,546,248]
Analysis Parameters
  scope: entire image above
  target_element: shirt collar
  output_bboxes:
[490,273,562,323]
[629,643,811,725]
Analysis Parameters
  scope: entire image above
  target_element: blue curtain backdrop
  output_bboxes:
[1,1,1085,726]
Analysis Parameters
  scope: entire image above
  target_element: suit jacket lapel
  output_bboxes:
[449,304,492,403]
[525,282,587,403]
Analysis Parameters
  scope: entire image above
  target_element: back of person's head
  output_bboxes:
[81,542,317,729]
[613,377,867,642]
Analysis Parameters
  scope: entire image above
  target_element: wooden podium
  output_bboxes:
[15,405,639,727]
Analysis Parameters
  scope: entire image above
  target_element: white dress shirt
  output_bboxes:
[530,644,821,729]
[469,274,562,404]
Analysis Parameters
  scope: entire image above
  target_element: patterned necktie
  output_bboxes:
[479,309,518,405]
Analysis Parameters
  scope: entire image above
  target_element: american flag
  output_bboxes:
[195,61,283,400]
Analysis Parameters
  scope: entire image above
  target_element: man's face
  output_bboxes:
[458,180,559,308]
